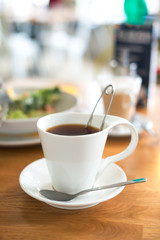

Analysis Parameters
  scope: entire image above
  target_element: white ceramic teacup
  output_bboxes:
[37,112,138,194]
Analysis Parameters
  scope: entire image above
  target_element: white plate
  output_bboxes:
[0,91,79,135]
[0,133,40,147]
[109,113,153,137]
[19,158,126,210]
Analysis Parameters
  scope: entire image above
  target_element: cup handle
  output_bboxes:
[97,118,138,178]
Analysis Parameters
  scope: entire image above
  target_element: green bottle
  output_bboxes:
[124,0,148,25]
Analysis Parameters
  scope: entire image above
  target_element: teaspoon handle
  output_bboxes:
[78,178,147,196]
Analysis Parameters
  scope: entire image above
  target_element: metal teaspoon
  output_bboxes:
[40,178,147,201]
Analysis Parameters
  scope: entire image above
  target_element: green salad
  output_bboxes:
[7,86,61,119]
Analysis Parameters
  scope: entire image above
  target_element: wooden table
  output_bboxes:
[0,84,160,240]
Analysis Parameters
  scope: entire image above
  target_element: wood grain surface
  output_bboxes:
[0,84,160,240]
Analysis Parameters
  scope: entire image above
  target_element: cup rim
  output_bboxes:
[37,112,103,138]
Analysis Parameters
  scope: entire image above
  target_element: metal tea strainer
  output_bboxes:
[86,84,115,131]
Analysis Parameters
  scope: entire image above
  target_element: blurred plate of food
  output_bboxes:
[0,132,40,147]
[0,86,79,136]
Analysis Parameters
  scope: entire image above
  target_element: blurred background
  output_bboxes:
[0,0,159,104]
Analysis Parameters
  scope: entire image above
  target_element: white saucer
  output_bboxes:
[0,133,40,147]
[19,158,126,210]
[109,113,153,137]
